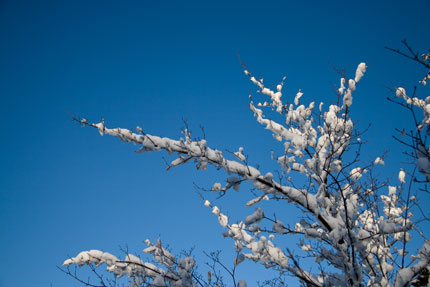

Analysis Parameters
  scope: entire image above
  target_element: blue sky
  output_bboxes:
[1,1,430,286]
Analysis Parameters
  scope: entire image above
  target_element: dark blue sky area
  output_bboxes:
[1,1,429,286]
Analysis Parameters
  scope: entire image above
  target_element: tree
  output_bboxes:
[62,46,430,286]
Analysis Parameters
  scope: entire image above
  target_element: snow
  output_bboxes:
[343,89,353,108]
[398,169,406,183]
[273,220,286,234]
[301,244,311,251]
[245,208,264,225]
[374,157,385,165]
[66,61,430,287]
[338,77,345,94]
[246,194,269,207]
[218,213,229,227]
[396,87,406,98]
[212,206,220,215]
[64,239,196,286]
[95,122,105,136]
[417,144,430,181]
[354,62,367,83]
[348,79,356,92]
[294,90,303,105]
[234,147,246,161]
[350,167,362,180]
[379,220,409,234]
[212,182,222,191]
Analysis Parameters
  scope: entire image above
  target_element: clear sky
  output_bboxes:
[1,1,430,286]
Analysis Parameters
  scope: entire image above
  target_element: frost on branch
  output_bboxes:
[66,59,430,287]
